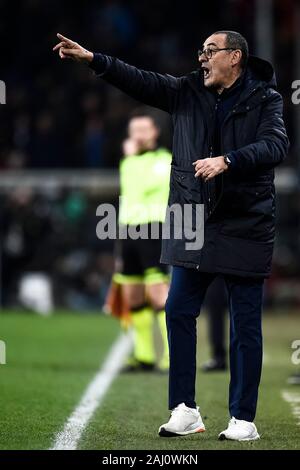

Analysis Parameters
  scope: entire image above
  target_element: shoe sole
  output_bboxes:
[218,433,260,442]
[159,426,205,437]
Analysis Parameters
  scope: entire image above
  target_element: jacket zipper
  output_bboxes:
[206,86,264,220]
[187,78,265,270]
[206,145,213,216]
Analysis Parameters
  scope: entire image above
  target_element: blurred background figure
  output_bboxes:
[19,272,53,316]
[107,110,171,372]
[0,185,116,313]
[0,188,54,310]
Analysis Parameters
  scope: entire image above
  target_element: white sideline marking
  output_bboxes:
[281,390,300,426]
[50,331,133,450]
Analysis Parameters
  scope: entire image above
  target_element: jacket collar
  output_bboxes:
[187,54,276,106]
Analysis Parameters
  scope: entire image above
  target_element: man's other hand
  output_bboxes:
[193,156,228,181]
[53,33,94,64]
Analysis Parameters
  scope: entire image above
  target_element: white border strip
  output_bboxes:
[50,331,133,450]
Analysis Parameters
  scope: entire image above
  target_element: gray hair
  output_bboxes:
[213,30,249,69]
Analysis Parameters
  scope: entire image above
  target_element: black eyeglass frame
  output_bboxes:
[197,47,237,59]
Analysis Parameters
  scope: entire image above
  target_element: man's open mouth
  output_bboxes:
[202,66,211,79]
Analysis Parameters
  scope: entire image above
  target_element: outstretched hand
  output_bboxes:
[53,33,94,64]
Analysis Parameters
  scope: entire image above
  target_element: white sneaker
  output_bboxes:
[159,402,206,437]
[218,417,260,441]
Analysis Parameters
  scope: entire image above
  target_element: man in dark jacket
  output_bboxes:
[54,30,289,441]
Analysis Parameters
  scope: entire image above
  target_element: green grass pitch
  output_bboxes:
[0,309,299,450]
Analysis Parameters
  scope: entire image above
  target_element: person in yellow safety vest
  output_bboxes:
[110,111,171,372]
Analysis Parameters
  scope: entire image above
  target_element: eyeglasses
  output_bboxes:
[197,47,237,60]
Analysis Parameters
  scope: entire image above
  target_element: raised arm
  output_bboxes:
[53,33,182,113]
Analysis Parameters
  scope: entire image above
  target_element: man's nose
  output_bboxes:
[198,53,207,64]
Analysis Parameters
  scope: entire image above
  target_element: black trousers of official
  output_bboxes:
[204,276,228,363]
[165,266,264,422]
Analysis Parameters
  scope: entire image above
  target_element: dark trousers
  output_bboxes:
[204,276,228,362]
[165,266,264,422]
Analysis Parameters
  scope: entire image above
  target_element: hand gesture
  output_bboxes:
[122,139,140,156]
[53,33,93,64]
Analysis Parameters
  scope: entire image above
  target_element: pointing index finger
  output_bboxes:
[57,33,75,45]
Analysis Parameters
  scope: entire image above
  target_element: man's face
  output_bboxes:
[199,33,237,89]
[128,116,159,151]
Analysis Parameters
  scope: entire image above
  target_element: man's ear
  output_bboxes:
[231,49,242,67]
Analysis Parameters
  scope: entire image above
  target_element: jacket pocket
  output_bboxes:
[239,182,273,214]
[220,182,273,214]
[167,165,204,252]
[219,182,275,241]
[169,165,203,205]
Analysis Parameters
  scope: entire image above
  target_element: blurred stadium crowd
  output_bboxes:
[1,0,297,169]
[0,0,299,311]
[0,187,116,311]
